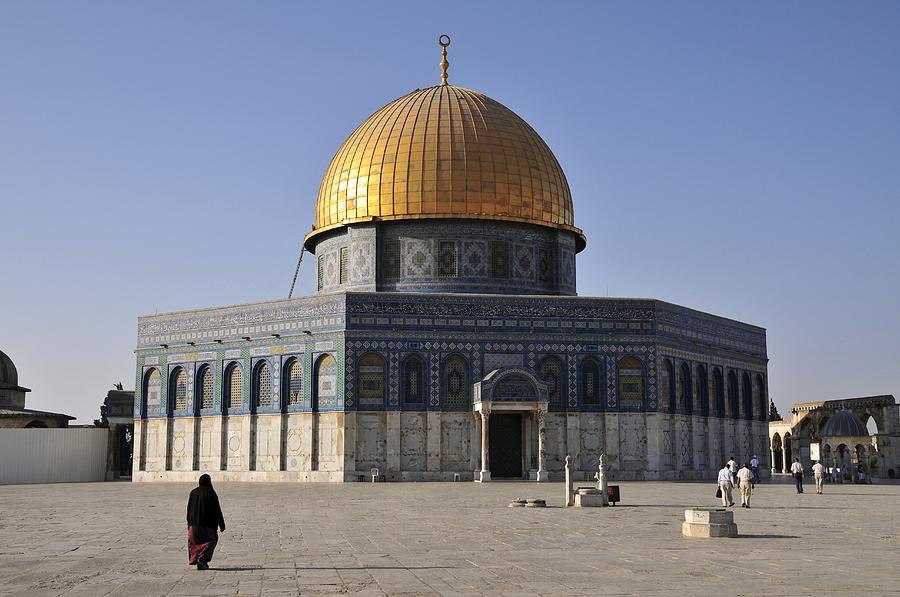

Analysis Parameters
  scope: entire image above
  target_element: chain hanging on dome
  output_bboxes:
[439,34,450,85]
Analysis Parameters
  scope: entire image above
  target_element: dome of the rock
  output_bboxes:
[304,84,585,252]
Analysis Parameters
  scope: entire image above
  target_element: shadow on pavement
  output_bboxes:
[213,565,457,572]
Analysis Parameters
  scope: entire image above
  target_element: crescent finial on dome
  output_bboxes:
[439,34,450,85]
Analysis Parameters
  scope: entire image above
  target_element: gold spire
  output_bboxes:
[439,34,450,85]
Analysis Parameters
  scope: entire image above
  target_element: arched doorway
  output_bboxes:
[24,420,48,428]
[772,434,783,473]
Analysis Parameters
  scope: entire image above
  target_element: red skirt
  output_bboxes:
[188,526,218,565]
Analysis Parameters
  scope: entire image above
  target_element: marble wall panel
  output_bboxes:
[356,413,386,470]
[400,412,427,471]
[440,413,471,470]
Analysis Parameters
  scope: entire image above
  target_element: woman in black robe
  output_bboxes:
[186,474,225,570]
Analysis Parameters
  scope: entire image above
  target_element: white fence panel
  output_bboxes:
[0,428,108,484]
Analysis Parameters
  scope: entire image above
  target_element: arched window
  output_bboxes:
[358,353,386,406]
[169,367,187,414]
[742,372,753,420]
[618,357,644,407]
[727,371,739,419]
[539,356,563,408]
[143,368,161,416]
[695,365,709,416]
[443,355,468,407]
[284,358,302,407]
[581,358,602,407]
[402,356,425,405]
[314,354,337,412]
[659,359,673,413]
[254,361,272,409]
[197,365,213,411]
[677,362,692,414]
[755,374,766,422]
[225,363,243,410]
[712,368,724,417]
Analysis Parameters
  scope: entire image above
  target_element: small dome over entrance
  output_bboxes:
[822,410,869,437]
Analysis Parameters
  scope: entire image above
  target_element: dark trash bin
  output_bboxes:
[607,485,620,506]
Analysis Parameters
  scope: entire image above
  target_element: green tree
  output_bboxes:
[768,399,782,421]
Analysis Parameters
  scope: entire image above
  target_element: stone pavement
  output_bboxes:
[0,479,898,596]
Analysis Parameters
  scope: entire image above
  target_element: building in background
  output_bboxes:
[94,385,134,480]
[769,395,899,480]
[133,39,771,483]
[0,348,109,485]
[0,348,74,429]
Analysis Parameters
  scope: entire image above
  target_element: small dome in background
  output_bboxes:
[822,409,870,437]
[0,349,18,387]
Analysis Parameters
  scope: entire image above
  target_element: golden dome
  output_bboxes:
[305,84,585,251]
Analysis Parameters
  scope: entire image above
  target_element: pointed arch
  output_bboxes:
[283,357,303,409]
[580,357,603,408]
[755,374,766,422]
[224,361,243,411]
[402,355,425,406]
[196,364,213,413]
[678,361,692,415]
[712,368,724,417]
[618,356,644,407]
[358,353,387,407]
[253,360,273,411]
[695,364,709,416]
[142,368,161,417]
[742,372,753,420]
[313,354,337,412]
[168,367,187,415]
[538,356,563,408]
[659,358,674,413]
[443,354,469,408]
[727,370,739,419]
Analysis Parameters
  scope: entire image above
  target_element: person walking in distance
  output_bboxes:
[727,456,738,485]
[737,462,754,508]
[750,454,761,484]
[186,474,226,570]
[790,458,805,494]
[812,460,826,494]
[718,462,735,507]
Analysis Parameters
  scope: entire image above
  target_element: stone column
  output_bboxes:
[782,446,789,475]
[564,454,573,507]
[478,408,491,482]
[536,409,548,481]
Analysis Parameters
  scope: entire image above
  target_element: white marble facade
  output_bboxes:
[134,410,770,482]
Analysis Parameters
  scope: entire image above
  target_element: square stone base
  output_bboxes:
[682,521,738,538]
[574,493,606,507]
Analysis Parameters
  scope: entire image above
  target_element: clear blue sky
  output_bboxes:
[2,1,898,424]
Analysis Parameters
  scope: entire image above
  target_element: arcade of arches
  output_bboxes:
[769,395,900,480]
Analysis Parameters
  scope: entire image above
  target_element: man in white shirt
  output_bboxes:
[812,460,826,494]
[728,457,738,484]
[717,463,735,507]
[790,458,804,494]
[750,455,760,484]
[737,462,754,508]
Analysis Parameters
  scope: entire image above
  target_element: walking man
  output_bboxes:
[737,462,754,508]
[812,459,826,494]
[750,454,760,484]
[790,457,805,494]
[728,456,738,485]
[718,462,735,507]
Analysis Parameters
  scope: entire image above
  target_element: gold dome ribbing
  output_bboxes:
[305,84,584,251]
